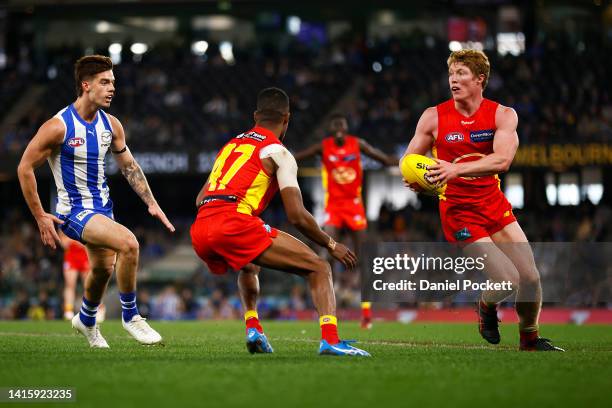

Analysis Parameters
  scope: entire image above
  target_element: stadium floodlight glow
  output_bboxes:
[108,43,122,64]
[287,16,301,35]
[191,41,209,56]
[448,41,462,52]
[95,21,111,33]
[372,61,382,73]
[219,41,235,65]
[497,32,525,56]
[130,43,148,55]
[108,43,123,54]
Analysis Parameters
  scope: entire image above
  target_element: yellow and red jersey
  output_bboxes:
[434,98,501,203]
[201,126,280,217]
[321,135,363,207]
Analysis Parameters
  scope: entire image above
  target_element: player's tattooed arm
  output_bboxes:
[109,115,175,232]
[17,117,66,249]
[359,139,399,166]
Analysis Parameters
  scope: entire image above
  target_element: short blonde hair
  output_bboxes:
[447,49,490,89]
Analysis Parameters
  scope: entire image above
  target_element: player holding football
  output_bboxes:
[18,55,175,348]
[294,114,397,329]
[191,88,369,356]
[403,49,563,351]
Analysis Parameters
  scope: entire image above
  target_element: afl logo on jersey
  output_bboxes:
[67,137,85,147]
[445,132,464,143]
[101,130,112,146]
[331,166,357,184]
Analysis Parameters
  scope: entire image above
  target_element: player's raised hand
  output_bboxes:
[426,159,458,186]
[148,203,176,232]
[328,242,357,270]
[35,212,63,250]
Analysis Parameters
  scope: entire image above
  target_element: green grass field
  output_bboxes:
[1,321,611,408]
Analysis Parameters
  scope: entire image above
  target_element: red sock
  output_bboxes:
[520,330,538,345]
[320,315,340,344]
[245,310,263,334]
[361,302,372,320]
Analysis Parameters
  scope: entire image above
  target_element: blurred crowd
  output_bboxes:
[1,201,610,321]
[1,32,610,156]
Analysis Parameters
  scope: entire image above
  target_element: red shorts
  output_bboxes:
[64,246,90,274]
[324,199,367,231]
[190,210,278,275]
[439,189,516,244]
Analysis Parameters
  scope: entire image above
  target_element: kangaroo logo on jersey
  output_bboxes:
[445,132,464,143]
[67,137,85,147]
[101,130,112,146]
[470,130,495,143]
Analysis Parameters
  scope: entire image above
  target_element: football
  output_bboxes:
[400,153,446,195]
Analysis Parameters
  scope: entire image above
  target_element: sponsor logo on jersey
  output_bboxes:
[101,130,112,146]
[445,132,464,143]
[67,137,85,147]
[331,166,357,184]
[461,119,475,126]
[76,209,94,221]
[236,131,265,142]
[470,129,495,143]
[454,227,472,241]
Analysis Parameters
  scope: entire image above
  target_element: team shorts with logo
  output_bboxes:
[324,199,367,231]
[190,211,278,275]
[64,246,90,274]
[439,189,516,244]
[57,207,114,244]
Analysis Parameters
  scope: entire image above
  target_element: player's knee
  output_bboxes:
[311,256,332,278]
[519,267,541,287]
[92,266,113,280]
[242,264,261,275]
[119,235,139,257]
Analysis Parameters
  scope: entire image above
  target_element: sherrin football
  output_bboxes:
[400,154,446,195]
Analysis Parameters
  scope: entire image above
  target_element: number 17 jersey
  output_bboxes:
[202,126,280,217]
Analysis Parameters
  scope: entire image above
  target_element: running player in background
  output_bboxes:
[191,88,369,356]
[294,114,397,329]
[59,230,107,322]
[403,49,563,351]
[60,230,90,320]
[18,55,175,348]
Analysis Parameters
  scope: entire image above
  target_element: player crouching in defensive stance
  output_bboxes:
[403,49,562,351]
[191,87,369,356]
[18,55,175,348]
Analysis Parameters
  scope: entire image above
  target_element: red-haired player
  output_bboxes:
[403,49,562,351]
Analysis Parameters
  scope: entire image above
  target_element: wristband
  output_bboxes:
[327,237,336,251]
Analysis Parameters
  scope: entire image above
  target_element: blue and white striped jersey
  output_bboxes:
[48,104,114,215]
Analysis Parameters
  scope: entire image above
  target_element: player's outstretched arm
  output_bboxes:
[17,118,65,249]
[358,139,399,166]
[427,106,518,184]
[262,145,356,269]
[293,143,322,161]
[108,115,175,232]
